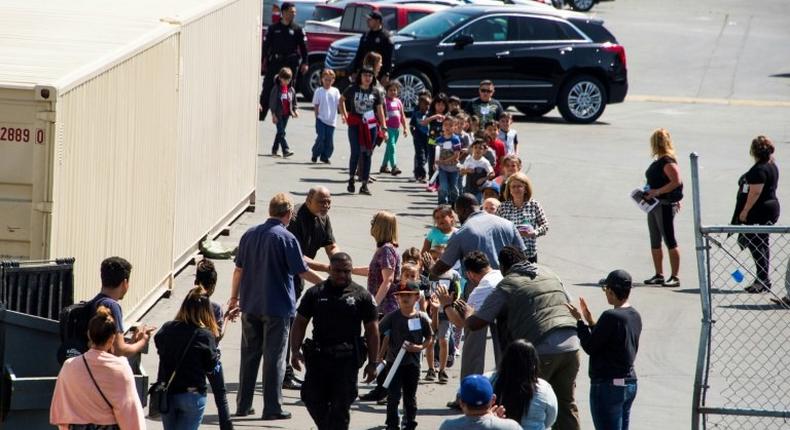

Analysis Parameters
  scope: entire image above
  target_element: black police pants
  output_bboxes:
[301,355,359,430]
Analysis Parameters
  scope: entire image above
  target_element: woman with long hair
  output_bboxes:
[642,128,683,287]
[155,286,220,430]
[51,307,146,430]
[493,340,557,430]
[731,136,780,296]
[496,172,549,263]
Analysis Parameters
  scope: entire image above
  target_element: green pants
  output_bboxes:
[382,127,399,169]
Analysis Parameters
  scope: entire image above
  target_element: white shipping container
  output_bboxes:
[0,0,260,322]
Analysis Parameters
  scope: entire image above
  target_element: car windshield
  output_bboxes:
[397,10,471,39]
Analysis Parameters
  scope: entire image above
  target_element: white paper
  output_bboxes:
[383,343,407,389]
[630,188,658,214]
[408,318,422,331]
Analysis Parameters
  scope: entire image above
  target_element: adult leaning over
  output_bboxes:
[642,128,683,288]
[339,66,387,196]
[464,80,504,125]
[460,246,581,430]
[228,192,323,421]
[731,135,780,295]
[496,172,548,263]
[50,307,145,430]
[430,193,525,299]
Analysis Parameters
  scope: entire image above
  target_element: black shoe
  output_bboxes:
[446,400,461,410]
[320,158,331,164]
[359,387,386,401]
[391,167,402,176]
[770,296,790,306]
[234,408,255,417]
[261,411,292,420]
[271,151,279,157]
[662,276,680,287]
[745,282,770,293]
[347,180,355,193]
[380,165,391,174]
[643,274,665,285]
[360,184,371,195]
[283,151,294,158]
[282,378,302,390]
[376,397,388,405]
[311,156,318,163]
[220,422,235,430]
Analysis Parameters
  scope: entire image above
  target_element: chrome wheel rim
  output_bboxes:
[573,0,593,9]
[395,74,427,112]
[308,68,321,94]
[567,81,602,120]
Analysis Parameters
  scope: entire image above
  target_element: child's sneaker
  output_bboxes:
[438,370,449,384]
[391,166,402,176]
[425,368,437,381]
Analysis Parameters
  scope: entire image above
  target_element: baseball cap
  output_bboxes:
[458,375,493,407]
[280,1,295,11]
[394,281,421,295]
[481,181,500,194]
[603,269,632,290]
[367,10,383,20]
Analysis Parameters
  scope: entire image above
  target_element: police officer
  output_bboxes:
[290,253,380,430]
[260,1,308,121]
[348,10,394,83]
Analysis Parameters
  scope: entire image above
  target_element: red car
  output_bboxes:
[300,2,448,98]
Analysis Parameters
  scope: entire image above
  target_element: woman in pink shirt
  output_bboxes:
[50,306,145,430]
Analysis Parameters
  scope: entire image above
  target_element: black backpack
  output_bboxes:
[57,299,95,364]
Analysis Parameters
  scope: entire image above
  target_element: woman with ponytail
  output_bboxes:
[51,306,145,430]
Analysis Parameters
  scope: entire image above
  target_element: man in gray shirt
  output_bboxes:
[439,375,521,430]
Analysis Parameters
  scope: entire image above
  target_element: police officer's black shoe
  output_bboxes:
[262,411,292,420]
[282,378,301,390]
[233,408,255,417]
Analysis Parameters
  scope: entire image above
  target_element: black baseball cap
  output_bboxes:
[280,1,295,11]
[603,269,631,289]
[394,281,421,295]
[367,10,383,20]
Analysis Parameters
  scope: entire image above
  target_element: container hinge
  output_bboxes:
[34,202,53,213]
[36,111,56,123]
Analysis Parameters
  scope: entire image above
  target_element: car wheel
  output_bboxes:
[557,75,607,124]
[393,69,433,113]
[568,0,594,11]
[515,104,554,118]
[301,62,323,100]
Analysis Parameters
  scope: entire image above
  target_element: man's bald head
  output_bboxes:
[306,186,331,216]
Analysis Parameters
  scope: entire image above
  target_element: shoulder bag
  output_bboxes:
[148,329,198,418]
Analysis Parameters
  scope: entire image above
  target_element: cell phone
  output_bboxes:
[438,279,451,289]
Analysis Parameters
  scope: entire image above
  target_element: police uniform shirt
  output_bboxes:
[287,204,335,259]
[350,28,394,76]
[297,280,377,346]
[262,21,307,66]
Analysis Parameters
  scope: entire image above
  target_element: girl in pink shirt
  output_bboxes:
[380,82,408,176]
[50,306,145,430]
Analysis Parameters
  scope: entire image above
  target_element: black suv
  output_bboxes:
[388,6,627,123]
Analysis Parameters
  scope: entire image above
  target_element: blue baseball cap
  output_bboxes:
[481,180,500,194]
[458,375,493,407]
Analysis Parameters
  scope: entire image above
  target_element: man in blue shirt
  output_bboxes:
[228,192,323,421]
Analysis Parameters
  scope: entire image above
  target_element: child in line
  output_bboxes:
[461,139,495,203]
[381,82,408,175]
[495,154,523,187]
[435,115,461,204]
[482,197,501,214]
[379,283,433,430]
[269,67,298,158]
[482,181,502,201]
[421,205,457,258]
[497,111,519,155]
[195,260,234,430]
[448,95,462,116]
[423,94,449,190]
[483,120,506,175]
[311,69,340,164]
[410,95,432,183]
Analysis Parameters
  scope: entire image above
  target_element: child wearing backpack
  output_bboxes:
[196,259,234,430]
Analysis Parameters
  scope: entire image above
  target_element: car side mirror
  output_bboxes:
[453,34,474,49]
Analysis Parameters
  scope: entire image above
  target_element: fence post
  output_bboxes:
[690,152,711,430]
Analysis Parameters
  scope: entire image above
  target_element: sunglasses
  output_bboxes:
[479,88,493,93]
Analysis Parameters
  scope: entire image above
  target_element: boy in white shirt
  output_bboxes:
[497,112,518,155]
[311,69,341,163]
[461,139,495,203]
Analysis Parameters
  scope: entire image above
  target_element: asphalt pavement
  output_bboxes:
[141,0,790,428]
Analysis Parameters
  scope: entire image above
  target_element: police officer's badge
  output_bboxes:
[375,37,380,43]
[289,29,294,35]
[345,296,356,306]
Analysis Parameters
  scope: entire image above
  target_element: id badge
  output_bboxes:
[613,378,626,387]
[741,183,749,193]
[408,318,422,331]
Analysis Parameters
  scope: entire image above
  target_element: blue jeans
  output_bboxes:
[311,119,335,161]
[437,169,459,204]
[348,125,375,183]
[412,131,428,179]
[207,360,231,429]
[272,116,290,153]
[161,392,207,430]
[589,380,638,430]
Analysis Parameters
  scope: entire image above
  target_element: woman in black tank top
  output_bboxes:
[642,129,683,288]
[732,136,781,296]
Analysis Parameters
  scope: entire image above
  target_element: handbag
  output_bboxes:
[148,329,198,418]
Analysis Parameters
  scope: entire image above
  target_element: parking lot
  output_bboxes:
[141,0,790,428]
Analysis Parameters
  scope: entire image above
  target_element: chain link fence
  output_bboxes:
[691,154,790,429]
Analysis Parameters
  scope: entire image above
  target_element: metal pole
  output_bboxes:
[690,152,711,430]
